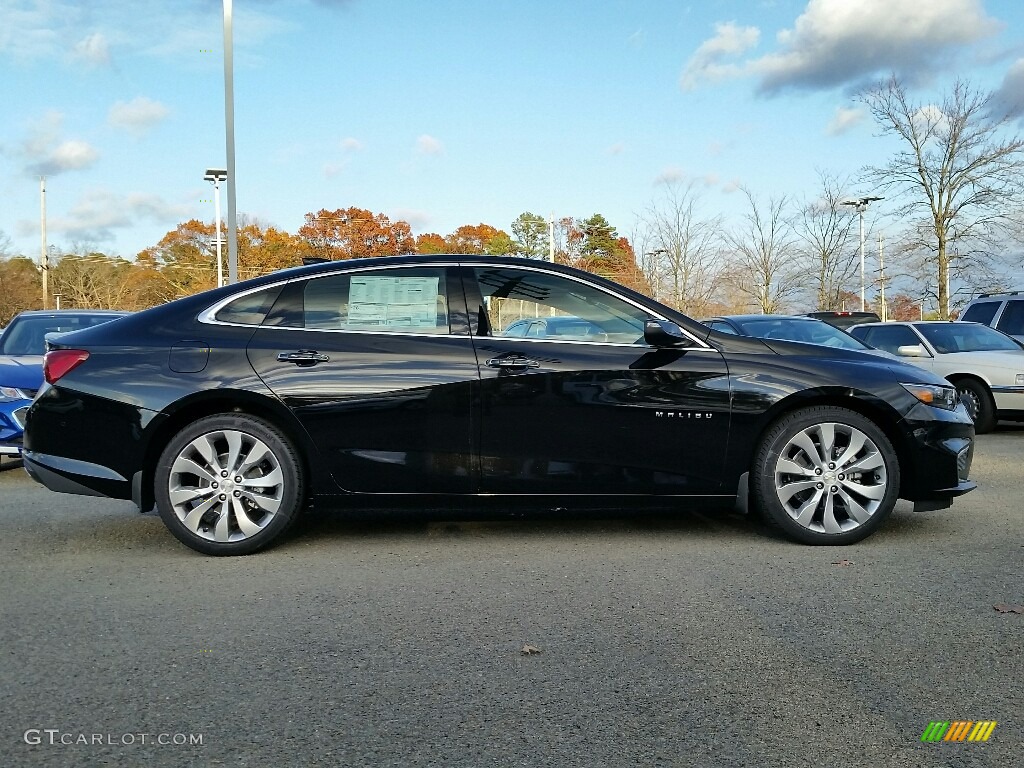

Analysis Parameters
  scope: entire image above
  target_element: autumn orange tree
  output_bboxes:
[298,207,415,259]
[0,256,42,324]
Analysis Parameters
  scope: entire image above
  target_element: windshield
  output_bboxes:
[0,314,124,356]
[734,318,871,350]
[915,323,1024,354]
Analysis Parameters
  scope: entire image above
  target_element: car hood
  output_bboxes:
[0,356,45,390]
[933,349,1024,373]
[758,338,897,361]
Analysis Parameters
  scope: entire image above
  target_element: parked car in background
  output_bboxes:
[0,310,130,458]
[23,255,976,554]
[803,311,881,330]
[960,291,1024,343]
[502,315,607,340]
[702,314,892,356]
[849,321,1024,433]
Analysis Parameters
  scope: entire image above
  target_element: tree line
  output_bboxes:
[3,75,1023,326]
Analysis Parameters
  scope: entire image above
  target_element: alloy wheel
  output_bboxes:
[167,429,285,543]
[773,421,888,534]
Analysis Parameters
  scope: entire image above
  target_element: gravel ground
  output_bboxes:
[0,425,1020,768]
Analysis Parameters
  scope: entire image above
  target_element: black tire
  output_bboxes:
[954,379,996,434]
[154,414,305,555]
[751,406,900,545]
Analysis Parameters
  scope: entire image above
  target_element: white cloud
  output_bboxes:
[606,142,626,155]
[25,139,99,176]
[826,106,866,135]
[48,189,192,243]
[108,97,170,136]
[683,0,999,95]
[340,137,364,151]
[992,59,1024,119]
[392,208,431,230]
[72,32,110,66]
[415,135,444,155]
[653,167,687,185]
[681,22,760,91]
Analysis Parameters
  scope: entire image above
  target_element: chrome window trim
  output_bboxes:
[197,261,462,328]
[196,260,710,349]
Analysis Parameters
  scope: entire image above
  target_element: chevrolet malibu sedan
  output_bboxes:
[850,321,1024,433]
[24,255,976,555]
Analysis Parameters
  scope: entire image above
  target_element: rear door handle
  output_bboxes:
[277,350,330,365]
[486,355,539,369]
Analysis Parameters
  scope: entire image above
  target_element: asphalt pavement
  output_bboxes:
[0,426,1021,768]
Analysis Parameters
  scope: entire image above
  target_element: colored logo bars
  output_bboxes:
[921,721,997,742]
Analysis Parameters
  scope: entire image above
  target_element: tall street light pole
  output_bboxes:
[40,176,48,309]
[841,196,883,311]
[204,169,228,287]
[222,0,238,284]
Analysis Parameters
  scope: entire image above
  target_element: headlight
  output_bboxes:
[902,383,957,410]
[0,386,29,402]
[1016,374,1024,385]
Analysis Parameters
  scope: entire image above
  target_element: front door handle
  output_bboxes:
[277,350,330,365]
[486,355,539,369]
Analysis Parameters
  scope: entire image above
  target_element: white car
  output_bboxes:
[850,321,1024,433]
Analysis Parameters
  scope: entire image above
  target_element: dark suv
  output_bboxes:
[803,311,881,330]
[960,292,1024,343]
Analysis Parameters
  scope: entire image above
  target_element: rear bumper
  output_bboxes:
[22,451,128,499]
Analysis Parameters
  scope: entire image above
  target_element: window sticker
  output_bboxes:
[348,276,441,328]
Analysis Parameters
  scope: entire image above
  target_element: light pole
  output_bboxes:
[40,176,48,309]
[841,196,883,311]
[204,168,227,287]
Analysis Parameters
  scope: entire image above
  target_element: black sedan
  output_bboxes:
[24,255,975,555]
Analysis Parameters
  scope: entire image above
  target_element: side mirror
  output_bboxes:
[896,344,930,358]
[644,319,692,348]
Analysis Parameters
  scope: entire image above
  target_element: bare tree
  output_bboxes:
[792,170,860,310]
[724,188,800,314]
[636,181,724,315]
[860,75,1024,318]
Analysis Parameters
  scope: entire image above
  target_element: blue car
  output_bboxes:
[0,310,129,459]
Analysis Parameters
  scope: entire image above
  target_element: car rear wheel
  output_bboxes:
[954,379,996,434]
[155,414,304,555]
[752,406,900,545]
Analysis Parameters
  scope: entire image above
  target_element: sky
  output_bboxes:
[2,0,1024,265]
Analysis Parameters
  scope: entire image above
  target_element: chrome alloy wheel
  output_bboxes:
[773,422,888,534]
[167,429,285,543]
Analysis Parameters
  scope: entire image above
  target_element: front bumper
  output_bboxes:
[900,401,977,507]
[0,400,29,455]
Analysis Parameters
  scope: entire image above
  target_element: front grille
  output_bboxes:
[12,406,29,429]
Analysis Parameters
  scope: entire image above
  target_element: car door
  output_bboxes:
[246,264,478,494]
[462,263,732,496]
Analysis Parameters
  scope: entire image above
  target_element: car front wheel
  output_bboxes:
[752,406,900,545]
[155,414,305,555]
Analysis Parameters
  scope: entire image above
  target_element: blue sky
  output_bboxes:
[2,0,1023,262]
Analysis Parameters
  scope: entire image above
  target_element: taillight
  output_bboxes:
[44,349,90,384]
